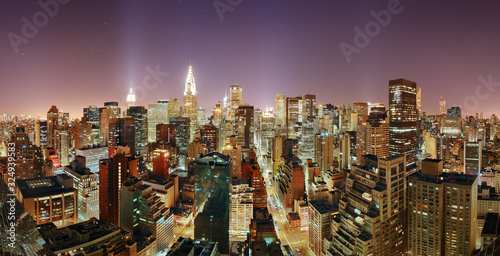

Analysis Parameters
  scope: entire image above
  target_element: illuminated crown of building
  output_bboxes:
[184,65,196,96]
[127,83,136,107]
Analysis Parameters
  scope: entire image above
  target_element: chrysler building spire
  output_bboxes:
[184,65,196,96]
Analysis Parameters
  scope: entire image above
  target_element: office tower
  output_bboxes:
[439,96,446,115]
[274,155,305,210]
[170,117,190,154]
[353,102,369,116]
[357,112,390,162]
[35,120,48,147]
[464,140,483,175]
[183,65,198,142]
[194,153,230,254]
[127,106,147,155]
[47,105,59,147]
[340,132,351,170]
[212,101,224,127]
[152,149,174,179]
[83,105,100,124]
[302,94,316,120]
[408,159,478,256]
[156,123,176,145]
[148,100,169,143]
[309,199,336,256]
[167,98,181,119]
[75,146,108,175]
[99,151,139,226]
[389,78,418,168]
[197,107,207,126]
[64,156,99,221]
[15,174,78,227]
[314,134,334,173]
[121,178,174,255]
[447,106,462,118]
[329,155,407,255]
[200,122,218,153]
[74,118,93,149]
[126,85,136,107]
[229,179,254,242]
[299,117,316,163]
[286,96,301,134]
[0,179,49,255]
[441,116,462,138]
[188,136,208,163]
[251,167,267,208]
[99,102,121,146]
[230,84,242,106]
[260,107,275,130]
[275,94,286,127]
[248,207,279,246]
[235,104,254,148]
[55,128,70,167]
[108,117,136,155]
[416,88,422,118]
[8,127,44,180]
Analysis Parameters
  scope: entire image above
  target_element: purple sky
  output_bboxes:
[1,0,499,118]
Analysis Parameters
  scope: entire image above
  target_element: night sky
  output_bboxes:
[1,0,499,118]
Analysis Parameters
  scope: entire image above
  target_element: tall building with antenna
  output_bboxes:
[126,82,136,107]
[183,64,198,142]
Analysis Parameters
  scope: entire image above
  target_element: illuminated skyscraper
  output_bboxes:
[389,78,418,168]
[274,94,286,127]
[8,127,44,180]
[167,98,181,120]
[35,120,48,147]
[47,105,59,148]
[416,88,422,119]
[408,159,478,256]
[127,106,148,156]
[99,151,139,226]
[230,84,242,107]
[99,102,121,146]
[83,105,100,123]
[148,100,169,143]
[183,65,198,142]
[235,104,254,148]
[439,96,446,115]
[126,84,136,107]
[108,117,136,155]
[329,155,407,255]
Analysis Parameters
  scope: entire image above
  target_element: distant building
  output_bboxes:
[148,100,169,143]
[127,106,148,156]
[8,127,44,180]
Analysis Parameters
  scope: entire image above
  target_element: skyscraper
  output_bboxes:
[126,85,136,107]
[108,117,136,155]
[230,84,242,107]
[183,65,198,142]
[8,127,44,180]
[389,78,418,168]
[439,96,446,115]
[274,94,286,127]
[329,155,407,255]
[148,100,169,143]
[416,88,422,119]
[408,159,478,256]
[127,106,148,156]
[235,104,254,148]
[99,102,121,146]
[99,150,139,226]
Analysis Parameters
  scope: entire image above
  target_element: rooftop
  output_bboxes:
[16,175,76,198]
[310,199,337,215]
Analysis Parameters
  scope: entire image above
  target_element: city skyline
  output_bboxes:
[1,1,500,118]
